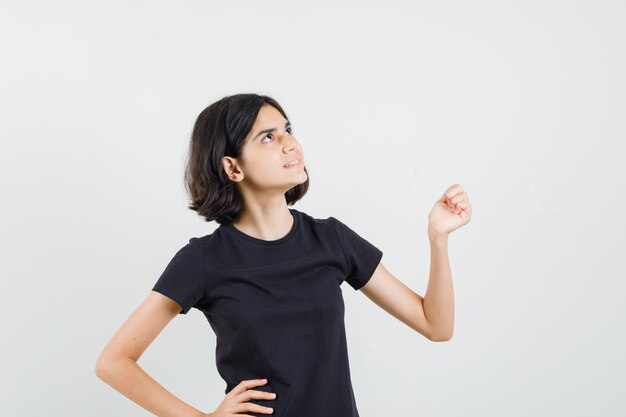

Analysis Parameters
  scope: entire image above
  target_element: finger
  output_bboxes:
[243,389,277,401]
[239,402,274,415]
[444,191,467,208]
[443,183,464,199]
[231,378,268,395]
[456,200,471,215]
[457,200,470,210]
[448,191,468,205]
[445,198,459,211]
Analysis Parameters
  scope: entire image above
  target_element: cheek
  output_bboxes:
[248,157,283,179]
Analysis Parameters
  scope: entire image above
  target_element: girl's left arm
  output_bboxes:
[422,232,453,341]
[359,183,471,342]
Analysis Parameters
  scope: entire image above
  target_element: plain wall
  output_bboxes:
[1,1,624,416]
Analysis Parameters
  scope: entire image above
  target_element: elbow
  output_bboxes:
[95,353,137,381]
[95,358,109,380]
[94,355,118,381]
[430,332,453,342]
[428,327,454,342]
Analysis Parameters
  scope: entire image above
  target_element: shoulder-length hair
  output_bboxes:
[184,93,309,225]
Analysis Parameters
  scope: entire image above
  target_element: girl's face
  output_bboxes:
[226,104,307,191]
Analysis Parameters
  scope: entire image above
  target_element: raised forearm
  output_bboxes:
[423,231,454,341]
[95,357,207,417]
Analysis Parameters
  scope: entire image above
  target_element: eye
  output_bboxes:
[261,126,293,144]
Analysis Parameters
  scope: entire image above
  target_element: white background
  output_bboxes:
[1,1,624,416]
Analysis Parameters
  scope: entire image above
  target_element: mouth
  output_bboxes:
[283,158,302,168]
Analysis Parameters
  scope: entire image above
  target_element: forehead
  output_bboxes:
[252,105,286,130]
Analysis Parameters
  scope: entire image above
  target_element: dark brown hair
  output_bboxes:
[184,93,309,225]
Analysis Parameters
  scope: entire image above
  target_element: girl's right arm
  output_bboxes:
[94,291,209,417]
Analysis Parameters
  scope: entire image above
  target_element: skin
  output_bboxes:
[94,104,472,417]
[360,184,471,342]
[221,103,308,242]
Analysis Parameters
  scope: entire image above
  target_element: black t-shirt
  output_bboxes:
[151,208,383,417]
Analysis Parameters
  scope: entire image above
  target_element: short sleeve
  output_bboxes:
[328,217,383,291]
[151,238,206,315]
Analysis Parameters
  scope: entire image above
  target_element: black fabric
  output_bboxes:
[151,208,383,417]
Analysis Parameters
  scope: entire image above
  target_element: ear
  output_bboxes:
[222,156,244,182]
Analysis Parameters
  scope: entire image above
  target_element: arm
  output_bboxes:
[359,234,453,342]
[422,231,454,341]
[95,291,208,417]
[360,184,470,342]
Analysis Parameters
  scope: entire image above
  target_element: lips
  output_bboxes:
[283,158,302,168]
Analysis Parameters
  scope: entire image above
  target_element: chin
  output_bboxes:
[283,175,307,190]
[293,172,308,185]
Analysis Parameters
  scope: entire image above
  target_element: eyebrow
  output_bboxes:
[253,121,291,141]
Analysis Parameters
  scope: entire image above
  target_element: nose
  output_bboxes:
[282,135,300,153]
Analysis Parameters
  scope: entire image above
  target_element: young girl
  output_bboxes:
[95,93,472,417]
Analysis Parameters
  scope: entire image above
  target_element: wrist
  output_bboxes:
[428,228,448,246]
